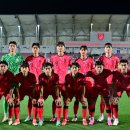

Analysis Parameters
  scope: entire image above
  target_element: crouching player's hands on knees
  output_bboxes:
[38,98,44,107]
[14,97,20,105]
[32,98,37,104]
[55,97,62,106]
[6,94,14,106]
[81,96,87,106]
[110,97,119,105]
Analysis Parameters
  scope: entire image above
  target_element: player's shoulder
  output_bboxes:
[112,55,119,59]
[78,72,85,78]
[39,55,45,59]
[6,70,14,76]
[25,55,33,60]
[1,53,8,58]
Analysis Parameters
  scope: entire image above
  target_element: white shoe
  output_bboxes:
[97,114,104,122]
[8,120,13,125]
[72,117,77,122]
[113,119,119,126]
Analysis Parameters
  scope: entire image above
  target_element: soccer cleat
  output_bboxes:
[50,117,57,122]
[82,119,88,126]
[89,118,94,125]
[56,120,61,126]
[12,119,20,126]
[24,116,32,122]
[107,120,112,126]
[97,114,104,122]
[8,120,13,125]
[2,117,8,122]
[113,119,119,126]
[38,120,43,126]
[62,119,67,126]
[71,117,77,122]
[32,119,38,126]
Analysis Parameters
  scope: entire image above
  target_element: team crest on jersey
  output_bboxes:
[97,33,104,40]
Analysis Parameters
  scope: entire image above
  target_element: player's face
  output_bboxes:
[104,45,112,54]
[71,65,79,75]
[32,45,39,54]
[57,45,64,53]
[21,67,29,76]
[9,43,17,53]
[120,63,128,73]
[95,65,104,74]
[80,48,87,56]
[0,64,8,74]
[44,66,52,76]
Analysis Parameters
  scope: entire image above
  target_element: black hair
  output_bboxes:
[32,43,40,48]
[56,41,65,47]
[21,61,29,68]
[0,60,8,66]
[80,45,87,50]
[104,42,112,47]
[71,62,80,68]
[9,41,17,46]
[43,62,53,68]
[120,59,128,64]
[95,61,104,66]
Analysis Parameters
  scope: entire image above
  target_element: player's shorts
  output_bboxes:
[43,92,58,100]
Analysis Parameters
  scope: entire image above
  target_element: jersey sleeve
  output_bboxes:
[39,74,45,86]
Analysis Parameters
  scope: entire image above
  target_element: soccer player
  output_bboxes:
[33,62,62,126]
[111,59,130,125]
[98,42,119,122]
[8,61,37,125]
[1,41,24,122]
[62,62,87,126]
[25,43,46,122]
[50,41,72,121]
[86,61,113,126]
[72,45,94,121]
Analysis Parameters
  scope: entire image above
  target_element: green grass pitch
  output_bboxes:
[0,93,130,130]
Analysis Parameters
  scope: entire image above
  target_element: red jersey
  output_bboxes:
[113,69,130,91]
[75,57,94,75]
[50,54,72,84]
[39,72,59,95]
[25,55,46,83]
[0,70,15,95]
[86,69,112,90]
[15,72,36,92]
[65,72,86,95]
[98,55,119,71]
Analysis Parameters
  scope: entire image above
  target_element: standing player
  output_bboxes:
[8,61,37,125]
[1,41,24,122]
[98,42,119,122]
[50,41,72,121]
[25,43,46,122]
[86,61,113,126]
[111,59,130,125]
[62,62,87,126]
[72,45,94,121]
[33,62,62,126]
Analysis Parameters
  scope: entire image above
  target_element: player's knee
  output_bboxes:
[106,109,111,113]
[74,100,79,105]
[64,105,68,109]
[82,106,87,109]
[89,108,95,112]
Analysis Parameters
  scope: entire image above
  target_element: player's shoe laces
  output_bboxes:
[107,120,112,126]
[56,120,61,126]
[50,117,57,122]
[72,116,77,122]
[62,119,67,126]
[82,119,88,126]
[38,120,43,126]
[12,119,20,126]
[8,119,13,125]
[24,116,32,122]
[32,119,38,126]
[2,117,8,122]
[113,119,119,126]
[89,117,94,125]
[97,114,104,122]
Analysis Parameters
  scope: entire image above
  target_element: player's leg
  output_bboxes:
[97,96,105,122]
[2,98,8,122]
[50,100,56,122]
[32,101,38,126]
[72,97,79,122]
[24,97,32,122]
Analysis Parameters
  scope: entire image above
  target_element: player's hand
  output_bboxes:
[7,97,14,106]
[38,98,44,107]
[14,98,20,105]
[111,97,119,105]
[32,99,37,104]
[81,97,87,106]
[55,97,62,107]
[65,98,70,106]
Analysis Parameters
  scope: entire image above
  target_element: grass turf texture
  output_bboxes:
[0,92,130,130]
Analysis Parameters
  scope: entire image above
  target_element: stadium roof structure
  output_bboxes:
[0,14,130,44]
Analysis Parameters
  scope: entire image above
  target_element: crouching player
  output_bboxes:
[86,61,113,126]
[8,61,37,125]
[32,62,62,126]
[62,62,88,126]
[0,61,15,124]
[111,59,130,125]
